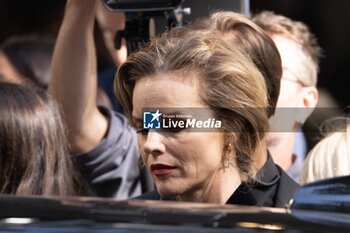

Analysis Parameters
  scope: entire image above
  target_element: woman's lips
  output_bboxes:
[150,163,176,175]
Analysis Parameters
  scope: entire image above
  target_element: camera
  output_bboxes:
[101,0,183,12]
[101,0,189,54]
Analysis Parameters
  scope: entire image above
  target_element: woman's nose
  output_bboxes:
[143,131,166,156]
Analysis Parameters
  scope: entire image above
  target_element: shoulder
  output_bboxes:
[253,152,300,207]
[275,166,300,206]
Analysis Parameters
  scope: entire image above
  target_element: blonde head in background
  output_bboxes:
[300,119,350,184]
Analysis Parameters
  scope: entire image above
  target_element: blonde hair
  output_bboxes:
[187,11,282,117]
[300,120,350,184]
[253,11,322,86]
[115,29,269,181]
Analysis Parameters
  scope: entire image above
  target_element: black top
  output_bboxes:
[135,152,299,207]
[231,153,300,207]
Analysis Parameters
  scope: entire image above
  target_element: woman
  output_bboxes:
[0,82,87,196]
[193,11,298,207]
[115,29,269,204]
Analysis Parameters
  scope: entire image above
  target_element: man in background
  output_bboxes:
[253,11,322,181]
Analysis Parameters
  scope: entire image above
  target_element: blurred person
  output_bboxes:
[300,119,350,184]
[96,1,127,66]
[95,1,128,113]
[0,82,87,196]
[0,34,113,108]
[303,87,342,150]
[253,11,322,181]
[147,11,298,207]
[0,35,54,89]
[49,0,140,199]
[116,27,270,204]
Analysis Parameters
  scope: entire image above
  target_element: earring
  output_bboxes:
[224,155,233,167]
[224,143,233,167]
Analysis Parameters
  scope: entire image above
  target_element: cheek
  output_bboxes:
[277,89,296,107]
[188,134,224,169]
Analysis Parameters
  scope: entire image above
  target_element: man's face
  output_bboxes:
[266,34,318,167]
[272,35,306,109]
[267,35,308,135]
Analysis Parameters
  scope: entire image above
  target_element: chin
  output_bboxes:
[156,183,182,197]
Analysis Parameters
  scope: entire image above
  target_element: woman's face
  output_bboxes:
[132,72,226,199]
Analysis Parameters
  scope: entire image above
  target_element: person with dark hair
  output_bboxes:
[0,82,87,196]
[0,34,114,109]
[0,35,55,89]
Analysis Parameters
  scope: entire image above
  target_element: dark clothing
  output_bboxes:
[136,152,299,208]
[288,129,307,182]
[74,107,141,199]
[135,186,256,206]
[251,153,300,207]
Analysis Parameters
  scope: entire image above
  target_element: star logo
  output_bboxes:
[150,109,162,123]
[143,109,162,129]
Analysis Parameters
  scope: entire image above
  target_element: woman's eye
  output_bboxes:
[137,128,149,136]
[167,126,185,133]
[166,119,187,133]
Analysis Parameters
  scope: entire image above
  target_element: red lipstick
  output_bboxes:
[150,163,176,175]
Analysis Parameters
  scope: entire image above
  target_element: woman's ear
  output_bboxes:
[222,132,235,168]
[222,132,236,154]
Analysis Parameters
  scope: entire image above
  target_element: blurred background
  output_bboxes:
[0,0,348,109]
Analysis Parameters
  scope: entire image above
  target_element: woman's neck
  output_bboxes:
[176,167,241,205]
